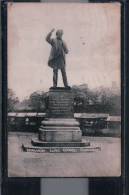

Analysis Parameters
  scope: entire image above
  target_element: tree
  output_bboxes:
[72,85,89,112]
[29,91,48,112]
[8,89,19,112]
[71,85,121,114]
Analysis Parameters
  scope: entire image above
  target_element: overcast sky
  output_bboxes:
[8,3,120,100]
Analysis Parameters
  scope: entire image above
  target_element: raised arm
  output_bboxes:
[46,29,55,45]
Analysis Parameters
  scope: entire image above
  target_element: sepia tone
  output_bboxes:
[7,3,121,177]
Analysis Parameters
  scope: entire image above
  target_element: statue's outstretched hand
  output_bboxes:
[51,28,55,33]
[46,29,55,43]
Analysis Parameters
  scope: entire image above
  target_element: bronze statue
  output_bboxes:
[46,29,69,88]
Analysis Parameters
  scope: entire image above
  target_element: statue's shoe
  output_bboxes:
[65,85,71,89]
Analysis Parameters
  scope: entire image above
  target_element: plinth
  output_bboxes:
[23,87,100,153]
[38,88,82,143]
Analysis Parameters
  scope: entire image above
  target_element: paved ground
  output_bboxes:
[8,132,121,177]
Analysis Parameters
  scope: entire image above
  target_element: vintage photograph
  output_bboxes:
[7,3,121,177]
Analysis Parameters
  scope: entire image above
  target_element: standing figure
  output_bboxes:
[46,29,69,88]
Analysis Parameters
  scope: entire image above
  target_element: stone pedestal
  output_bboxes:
[22,87,100,152]
[36,88,83,145]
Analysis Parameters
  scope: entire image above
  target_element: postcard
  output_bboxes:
[7,2,121,177]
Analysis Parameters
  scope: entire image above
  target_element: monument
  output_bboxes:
[22,29,100,152]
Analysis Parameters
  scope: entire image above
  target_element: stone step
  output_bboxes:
[22,144,101,153]
[39,126,80,131]
[41,119,79,126]
[31,138,90,147]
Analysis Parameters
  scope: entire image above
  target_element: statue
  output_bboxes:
[46,29,70,88]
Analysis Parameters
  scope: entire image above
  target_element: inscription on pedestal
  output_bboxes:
[48,88,74,118]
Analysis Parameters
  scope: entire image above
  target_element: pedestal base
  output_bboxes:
[39,118,82,142]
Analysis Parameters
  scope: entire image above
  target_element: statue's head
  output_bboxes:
[56,29,63,39]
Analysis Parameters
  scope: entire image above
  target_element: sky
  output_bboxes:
[8,3,121,100]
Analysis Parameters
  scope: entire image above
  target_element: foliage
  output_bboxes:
[72,85,121,115]
[29,91,48,112]
[8,89,19,112]
[9,84,121,115]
